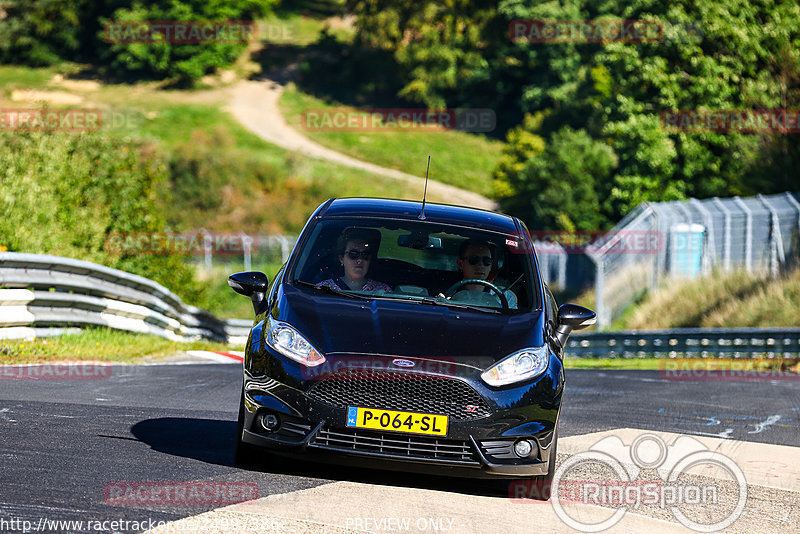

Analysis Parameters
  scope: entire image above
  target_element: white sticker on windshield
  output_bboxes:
[506,239,519,247]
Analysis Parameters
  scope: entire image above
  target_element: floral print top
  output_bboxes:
[318,278,392,292]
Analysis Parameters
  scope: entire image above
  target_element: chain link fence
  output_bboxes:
[587,192,800,328]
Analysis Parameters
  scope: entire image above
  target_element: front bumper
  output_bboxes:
[240,355,562,478]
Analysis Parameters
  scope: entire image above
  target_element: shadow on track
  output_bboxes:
[131,417,535,500]
[131,417,238,466]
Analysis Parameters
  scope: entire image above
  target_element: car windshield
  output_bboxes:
[288,217,540,313]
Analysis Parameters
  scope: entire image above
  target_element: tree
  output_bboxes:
[494,116,617,231]
[0,0,81,65]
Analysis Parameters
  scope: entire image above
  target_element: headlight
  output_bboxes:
[266,316,325,367]
[481,346,550,386]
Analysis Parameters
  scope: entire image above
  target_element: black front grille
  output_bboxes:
[312,427,478,464]
[307,367,492,420]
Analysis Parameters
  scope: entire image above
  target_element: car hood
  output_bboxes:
[276,284,545,367]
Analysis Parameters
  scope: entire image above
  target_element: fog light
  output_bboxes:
[260,413,279,432]
[514,439,536,458]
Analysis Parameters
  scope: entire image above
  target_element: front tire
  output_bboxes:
[234,385,260,466]
[511,426,558,501]
[534,425,559,500]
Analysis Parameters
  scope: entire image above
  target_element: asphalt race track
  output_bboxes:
[1,360,798,533]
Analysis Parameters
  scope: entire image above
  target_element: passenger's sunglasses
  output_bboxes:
[463,255,492,266]
[345,249,372,260]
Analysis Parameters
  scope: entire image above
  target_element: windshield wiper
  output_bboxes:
[293,280,374,300]
[418,297,502,314]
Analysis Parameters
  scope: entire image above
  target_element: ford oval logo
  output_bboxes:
[392,359,415,368]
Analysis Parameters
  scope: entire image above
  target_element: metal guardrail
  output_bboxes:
[0,252,251,344]
[4,252,797,356]
[569,328,800,358]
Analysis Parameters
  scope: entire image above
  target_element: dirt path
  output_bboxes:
[226,77,497,210]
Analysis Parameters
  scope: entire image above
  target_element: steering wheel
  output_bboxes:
[444,278,509,309]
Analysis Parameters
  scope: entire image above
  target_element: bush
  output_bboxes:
[0,131,205,304]
[160,127,328,235]
[99,0,276,83]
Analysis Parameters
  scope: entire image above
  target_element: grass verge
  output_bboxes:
[278,84,503,196]
[0,328,237,365]
[617,268,800,329]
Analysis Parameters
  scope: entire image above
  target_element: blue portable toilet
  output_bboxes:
[669,223,705,277]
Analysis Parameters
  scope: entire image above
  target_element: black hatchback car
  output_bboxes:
[228,198,595,496]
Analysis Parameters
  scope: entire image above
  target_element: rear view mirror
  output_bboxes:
[228,271,269,314]
[398,234,442,249]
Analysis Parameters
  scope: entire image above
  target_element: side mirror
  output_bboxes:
[553,304,596,349]
[228,271,269,314]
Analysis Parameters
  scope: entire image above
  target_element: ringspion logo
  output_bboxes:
[512,433,747,532]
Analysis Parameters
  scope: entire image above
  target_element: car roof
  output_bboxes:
[318,198,521,235]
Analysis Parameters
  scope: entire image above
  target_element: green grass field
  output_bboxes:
[279,84,504,196]
[0,328,234,365]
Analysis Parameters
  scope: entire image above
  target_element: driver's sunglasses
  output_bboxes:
[464,255,492,266]
[345,249,372,260]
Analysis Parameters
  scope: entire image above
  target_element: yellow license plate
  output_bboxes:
[346,406,448,436]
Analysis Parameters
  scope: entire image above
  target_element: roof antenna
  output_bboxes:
[419,155,430,220]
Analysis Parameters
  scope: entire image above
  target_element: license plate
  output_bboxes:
[346,406,448,436]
